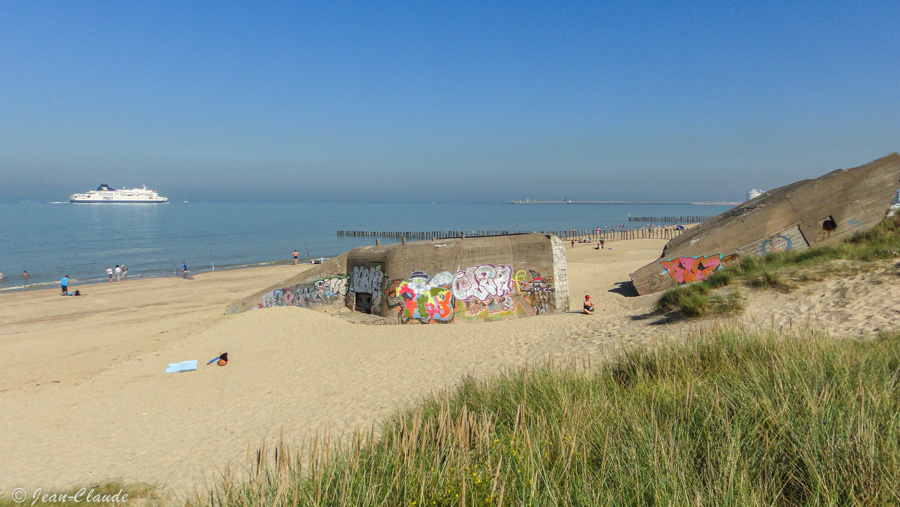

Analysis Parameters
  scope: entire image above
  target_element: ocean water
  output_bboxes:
[0,201,733,291]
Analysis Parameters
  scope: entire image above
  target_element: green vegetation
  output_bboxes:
[655,214,900,318]
[195,328,900,506]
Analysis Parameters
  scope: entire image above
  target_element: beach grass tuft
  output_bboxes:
[193,327,900,506]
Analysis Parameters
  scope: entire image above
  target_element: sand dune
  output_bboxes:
[1,241,896,497]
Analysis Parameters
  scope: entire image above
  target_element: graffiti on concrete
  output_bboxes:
[452,264,513,302]
[760,235,792,255]
[256,275,349,310]
[513,269,555,314]
[351,265,384,299]
[660,254,739,285]
[387,271,457,324]
[463,295,517,317]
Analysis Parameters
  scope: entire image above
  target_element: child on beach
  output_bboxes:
[583,295,594,315]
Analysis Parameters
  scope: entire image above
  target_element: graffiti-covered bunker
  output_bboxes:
[629,153,900,296]
[225,233,570,323]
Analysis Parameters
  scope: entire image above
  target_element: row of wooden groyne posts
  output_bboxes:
[336,225,697,243]
[627,215,710,223]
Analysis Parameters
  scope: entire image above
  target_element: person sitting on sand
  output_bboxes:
[208,352,229,366]
[583,295,594,315]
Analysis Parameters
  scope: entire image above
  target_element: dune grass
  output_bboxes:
[195,327,900,506]
[654,214,900,318]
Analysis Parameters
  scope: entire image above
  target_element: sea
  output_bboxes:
[0,200,734,292]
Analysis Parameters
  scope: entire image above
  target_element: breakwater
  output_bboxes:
[628,215,711,223]
[336,227,686,242]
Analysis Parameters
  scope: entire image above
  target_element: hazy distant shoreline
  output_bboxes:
[508,200,742,205]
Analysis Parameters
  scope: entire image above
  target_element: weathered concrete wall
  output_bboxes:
[630,153,900,295]
[224,253,349,315]
[346,234,568,324]
[226,234,570,323]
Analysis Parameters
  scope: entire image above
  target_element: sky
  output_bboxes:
[1,1,899,203]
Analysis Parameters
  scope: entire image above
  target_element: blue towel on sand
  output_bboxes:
[165,360,198,373]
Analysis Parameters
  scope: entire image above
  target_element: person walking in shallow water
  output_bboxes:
[106,266,113,282]
[115,265,121,282]
[293,249,299,265]
[122,265,127,280]
[182,262,188,279]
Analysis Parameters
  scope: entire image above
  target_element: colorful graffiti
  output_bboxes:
[513,269,555,314]
[386,271,456,324]
[463,294,517,317]
[452,264,513,302]
[660,254,739,285]
[256,275,349,310]
[379,265,559,323]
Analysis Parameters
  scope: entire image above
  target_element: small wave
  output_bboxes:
[0,280,57,292]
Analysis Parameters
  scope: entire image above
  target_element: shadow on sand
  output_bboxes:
[608,281,639,298]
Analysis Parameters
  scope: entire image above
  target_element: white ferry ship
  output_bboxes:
[69,184,169,204]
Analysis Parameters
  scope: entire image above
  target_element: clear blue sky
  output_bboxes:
[2,1,898,203]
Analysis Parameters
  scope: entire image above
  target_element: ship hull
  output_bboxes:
[69,185,169,203]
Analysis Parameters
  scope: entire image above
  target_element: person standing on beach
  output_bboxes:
[293,249,299,265]
[106,266,113,282]
[115,265,122,282]
[60,275,68,294]
[182,262,188,279]
[122,265,127,280]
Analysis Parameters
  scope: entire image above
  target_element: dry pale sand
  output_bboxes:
[1,241,897,499]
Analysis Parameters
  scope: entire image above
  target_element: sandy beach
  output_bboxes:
[1,239,897,499]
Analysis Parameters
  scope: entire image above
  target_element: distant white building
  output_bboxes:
[747,189,763,201]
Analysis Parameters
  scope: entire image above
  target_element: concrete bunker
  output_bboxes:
[226,233,570,324]
[630,153,900,295]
